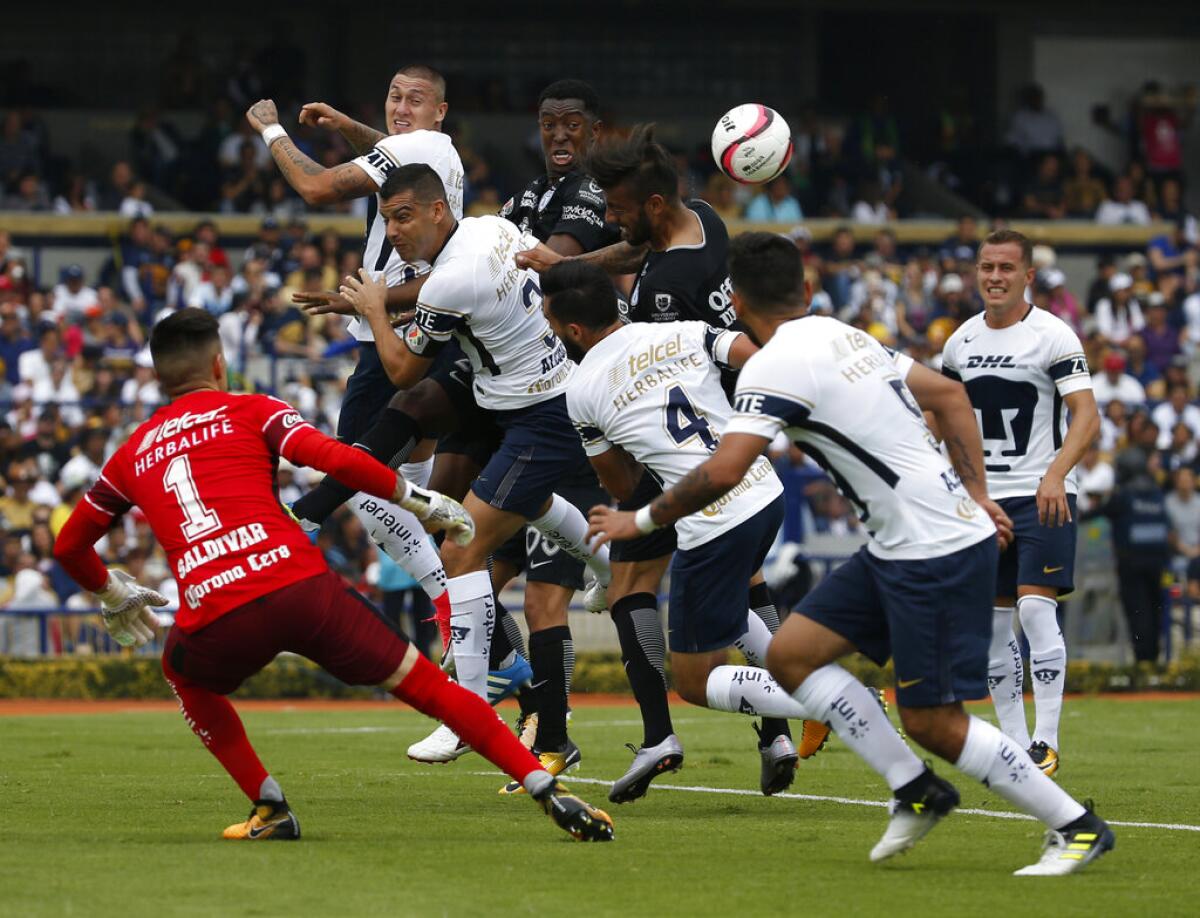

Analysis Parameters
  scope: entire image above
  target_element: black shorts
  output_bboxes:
[797,537,998,707]
[668,496,784,653]
[493,459,606,589]
[337,343,398,443]
[995,495,1077,597]
[428,344,504,467]
[610,473,677,563]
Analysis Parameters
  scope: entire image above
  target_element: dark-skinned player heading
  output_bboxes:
[517,125,808,803]
[52,308,613,843]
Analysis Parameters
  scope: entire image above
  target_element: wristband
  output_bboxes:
[262,124,288,146]
[634,505,659,534]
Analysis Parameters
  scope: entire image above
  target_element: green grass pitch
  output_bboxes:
[1,698,1196,917]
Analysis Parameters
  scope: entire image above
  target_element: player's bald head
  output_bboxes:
[150,308,223,393]
[393,64,446,103]
[728,232,807,314]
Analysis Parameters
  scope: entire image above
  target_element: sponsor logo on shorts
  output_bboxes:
[898,677,924,689]
[1043,565,1064,574]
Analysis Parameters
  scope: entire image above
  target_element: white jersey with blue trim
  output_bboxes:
[941,306,1091,499]
[405,215,573,411]
[348,129,465,342]
[725,315,994,561]
[566,321,782,549]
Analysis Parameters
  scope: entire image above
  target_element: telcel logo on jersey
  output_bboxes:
[627,334,683,374]
[137,406,229,455]
[965,355,1018,369]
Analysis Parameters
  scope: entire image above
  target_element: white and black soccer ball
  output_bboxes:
[711,104,793,185]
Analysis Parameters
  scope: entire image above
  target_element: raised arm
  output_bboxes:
[516,240,648,276]
[247,100,377,206]
[299,101,386,154]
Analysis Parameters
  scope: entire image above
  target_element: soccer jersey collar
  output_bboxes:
[429,221,460,268]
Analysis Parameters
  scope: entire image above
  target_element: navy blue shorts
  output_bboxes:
[797,536,998,707]
[611,473,678,563]
[471,395,589,520]
[995,495,1077,598]
[667,496,784,653]
[493,459,606,589]
[337,343,398,443]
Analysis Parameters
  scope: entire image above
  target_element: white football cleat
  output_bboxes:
[1013,808,1114,876]
[869,769,960,862]
[406,724,472,764]
[583,576,608,613]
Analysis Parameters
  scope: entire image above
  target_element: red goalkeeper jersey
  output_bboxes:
[64,390,398,632]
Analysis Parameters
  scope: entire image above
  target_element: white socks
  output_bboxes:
[987,606,1031,748]
[733,609,773,666]
[954,715,1084,829]
[531,494,611,585]
[705,664,808,720]
[791,664,925,791]
[1020,594,1065,749]
[352,493,446,599]
[400,458,434,488]
[446,571,494,700]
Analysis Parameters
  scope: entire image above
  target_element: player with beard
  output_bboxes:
[518,126,815,802]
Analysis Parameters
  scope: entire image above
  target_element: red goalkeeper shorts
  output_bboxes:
[161,570,410,694]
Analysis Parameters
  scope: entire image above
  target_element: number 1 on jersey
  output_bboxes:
[163,454,222,541]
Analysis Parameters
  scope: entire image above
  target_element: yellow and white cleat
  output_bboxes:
[1028,741,1059,778]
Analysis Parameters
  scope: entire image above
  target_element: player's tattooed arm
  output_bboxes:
[516,240,648,276]
[588,434,766,545]
[299,101,386,153]
[269,137,376,205]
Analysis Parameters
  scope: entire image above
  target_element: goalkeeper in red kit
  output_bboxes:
[53,308,612,843]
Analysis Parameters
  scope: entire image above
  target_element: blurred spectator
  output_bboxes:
[1147,219,1196,281]
[31,359,82,425]
[53,172,97,214]
[119,181,154,219]
[1139,296,1181,375]
[97,161,137,212]
[0,111,40,186]
[1076,443,1115,514]
[1040,268,1081,331]
[1155,177,1197,241]
[130,108,182,192]
[822,226,858,310]
[17,409,70,480]
[58,427,108,493]
[220,138,270,213]
[1161,421,1199,476]
[1086,254,1118,310]
[701,173,741,223]
[1133,81,1192,179]
[1095,175,1152,225]
[120,351,161,406]
[190,263,236,315]
[1006,83,1063,158]
[0,459,39,532]
[17,326,61,391]
[1166,467,1200,599]
[4,172,50,211]
[1086,447,1170,663]
[851,179,891,224]
[1123,335,1163,398]
[1021,154,1066,219]
[218,120,270,171]
[1091,352,1146,407]
[168,240,211,310]
[0,307,34,385]
[1063,149,1107,217]
[745,176,803,222]
[1151,383,1200,450]
[1093,273,1144,345]
[50,265,100,323]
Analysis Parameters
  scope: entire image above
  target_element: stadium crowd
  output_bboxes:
[2,204,1199,662]
[1,59,1198,660]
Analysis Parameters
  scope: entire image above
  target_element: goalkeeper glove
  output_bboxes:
[395,479,476,546]
[97,569,167,648]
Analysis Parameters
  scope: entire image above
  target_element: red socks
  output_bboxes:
[165,671,268,801]
[394,652,542,786]
[430,592,452,652]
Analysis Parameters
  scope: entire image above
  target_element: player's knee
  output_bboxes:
[766,640,805,692]
[674,671,708,707]
[390,381,447,432]
[898,706,962,759]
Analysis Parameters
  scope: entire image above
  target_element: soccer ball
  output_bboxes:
[711,104,793,185]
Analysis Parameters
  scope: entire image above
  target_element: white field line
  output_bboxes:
[466,772,1200,833]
